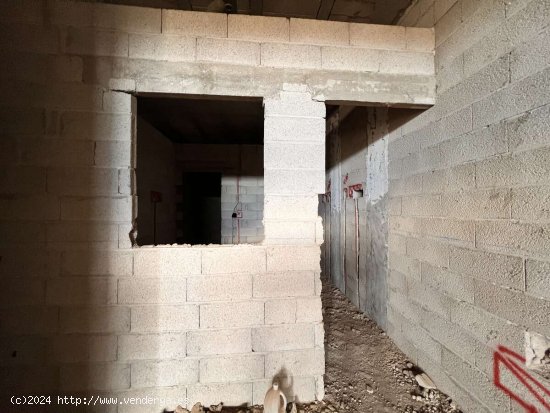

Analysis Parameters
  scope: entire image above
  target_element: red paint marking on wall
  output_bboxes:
[493,345,550,412]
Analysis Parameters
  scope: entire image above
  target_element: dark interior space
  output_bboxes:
[136,95,264,246]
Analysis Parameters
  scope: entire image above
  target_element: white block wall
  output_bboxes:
[0,0,434,409]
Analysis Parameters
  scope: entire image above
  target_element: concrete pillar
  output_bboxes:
[263,85,326,245]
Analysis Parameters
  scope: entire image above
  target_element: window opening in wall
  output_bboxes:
[136,95,264,246]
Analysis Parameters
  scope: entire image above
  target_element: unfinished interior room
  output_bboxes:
[0,0,549,412]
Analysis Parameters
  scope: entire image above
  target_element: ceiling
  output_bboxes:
[91,0,413,25]
[138,96,264,145]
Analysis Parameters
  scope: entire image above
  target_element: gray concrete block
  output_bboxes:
[118,333,186,360]
[264,349,325,377]
[62,250,132,276]
[129,34,195,62]
[321,46,379,72]
[506,103,550,152]
[421,262,475,303]
[134,247,201,276]
[200,354,264,383]
[253,324,314,352]
[379,50,435,75]
[162,9,227,37]
[46,278,117,305]
[265,299,297,324]
[118,278,187,304]
[93,3,161,34]
[197,37,260,66]
[253,271,315,298]
[187,382,253,408]
[60,196,132,222]
[261,43,321,69]
[187,328,251,355]
[525,259,550,300]
[200,301,264,329]
[187,274,252,302]
[476,220,550,256]
[131,305,199,332]
[512,185,550,223]
[228,14,289,43]
[60,363,130,391]
[132,359,198,387]
[63,27,129,57]
[440,188,511,220]
[202,246,266,274]
[290,18,349,46]
[350,23,405,50]
[60,306,130,333]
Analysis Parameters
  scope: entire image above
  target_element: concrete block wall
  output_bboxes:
[386,0,550,411]
[221,176,264,244]
[0,0,437,408]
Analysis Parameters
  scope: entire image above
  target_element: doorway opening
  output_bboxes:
[135,95,264,246]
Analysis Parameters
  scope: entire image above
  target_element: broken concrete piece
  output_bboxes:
[174,406,190,413]
[414,373,436,389]
[191,402,205,413]
[210,402,223,412]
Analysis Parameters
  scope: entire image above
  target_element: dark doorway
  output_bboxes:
[178,172,222,245]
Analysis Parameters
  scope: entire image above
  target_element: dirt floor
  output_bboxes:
[176,281,462,413]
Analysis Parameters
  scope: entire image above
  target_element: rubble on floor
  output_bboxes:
[172,282,462,413]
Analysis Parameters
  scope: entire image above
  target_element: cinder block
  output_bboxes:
[252,324,314,352]
[20,138,94,167]
[264,142,324,170]
[132,359,198,387]
[512,185,550,223]
[406,237,449,267]
[60,306,130,333]
[228,14,289,43]
[187,275,252,302]
[264,221,316,243]
[60,112,132,141]
[187,382,253,408]
[265,299,296,324]
[0,166,46,195]
[267,246,320,272]
[254,271,315,298]
[47,222,119,247]
[261,43,321,69]
[0,307,58,335]
[451,300,525,351]
[472,67,550,129]
[421,262,475,303]
[134,247,201,276]
[321,46,379,72]
[406,27,435,52]
[507,104,550,152]
[46,278,117,305]
[389,216,422,235]
[60,363,130,391]
[435,1,461,46]
[129,34,195,62]
[197,37,260,66]
[264,349,324,377]
[63,27,129,57]
[264,169,325,195]
[201,246,266,274]
[511,27,550,81]
[93,3,162,34]
[95,140,131,167]
[441,347,511,412]
[408,278,452,320]
[0,248,60,277]
[0,195,59,221]
[421,217,475,243]
[162,10,227,37]
[0,0,44,24]
[0,278,45,306]
[200,354,264,383]
[187,328,251,356]
[60,196,132,222]
[350,23,405,50]
[0,23,59,55]
[296,297,323,323]
[476,220,550,255]
[441,188,511,220]
[264,116,325,142]
[0,222,45,246]
[290,18,349,46]
[200,301,264,329]
[449,246,524,290]
[131,305,199,332]
[118,278,187,304]
[401,195,441,217]
[379,50,434,75]
[0,51,83,84]
[46,167,118,196]
[50,335,117,362]
[118,333,186,360]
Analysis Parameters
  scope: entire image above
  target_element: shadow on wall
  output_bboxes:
[320,105,423,330]
[0,4,168,411]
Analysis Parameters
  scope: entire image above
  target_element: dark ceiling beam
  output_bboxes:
[317,0,335,19]
[250,0,263,15]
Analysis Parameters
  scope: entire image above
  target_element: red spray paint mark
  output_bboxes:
[493,345,550,412]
